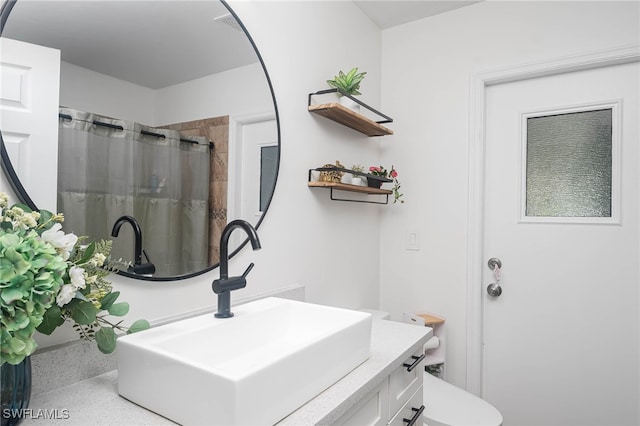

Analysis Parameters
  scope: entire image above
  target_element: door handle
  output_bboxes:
[487,283,502,297]
[487,257,503,297]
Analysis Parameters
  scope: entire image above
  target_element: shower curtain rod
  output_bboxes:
[58,113,214,149]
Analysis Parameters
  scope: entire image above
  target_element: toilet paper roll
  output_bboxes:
[425,336,440,350]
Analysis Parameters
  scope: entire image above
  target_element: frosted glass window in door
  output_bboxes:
[259,145,278,212]
[525,108,612,217]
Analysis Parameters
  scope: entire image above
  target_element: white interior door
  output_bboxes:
[482,62,639,425]
[227,115,277,249]
[239,118,277,221]
[0,37,60,211]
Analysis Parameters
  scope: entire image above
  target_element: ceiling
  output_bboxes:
[2,1,258,89]
[354,1,482,29]
[2,1,481,89]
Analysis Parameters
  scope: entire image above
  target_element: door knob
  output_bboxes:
[487,283,502,297]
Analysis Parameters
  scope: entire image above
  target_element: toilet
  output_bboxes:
[422,371,502,426]
[359,309,503,426]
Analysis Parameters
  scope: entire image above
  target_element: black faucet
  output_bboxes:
[212,219,261,318]
[111,215,156,275]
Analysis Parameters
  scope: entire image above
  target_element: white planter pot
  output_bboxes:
[352,176,366,186]
[341,174,353,185]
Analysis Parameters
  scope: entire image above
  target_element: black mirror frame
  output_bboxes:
[0,0,280,282]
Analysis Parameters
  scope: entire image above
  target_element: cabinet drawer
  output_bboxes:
[388,386,424,426]
[334,378,390,426]
[389,348,425,415]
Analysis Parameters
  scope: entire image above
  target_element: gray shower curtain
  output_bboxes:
[57,107,210,277]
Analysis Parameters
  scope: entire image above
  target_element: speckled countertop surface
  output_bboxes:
[23,319,431,426]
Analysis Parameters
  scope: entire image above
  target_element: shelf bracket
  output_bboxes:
[329,188,390,205]
[308,88,393,124]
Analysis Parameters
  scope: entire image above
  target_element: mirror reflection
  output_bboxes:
[1,0,279,280]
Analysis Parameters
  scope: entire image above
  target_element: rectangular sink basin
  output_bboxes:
[117,297,372,425]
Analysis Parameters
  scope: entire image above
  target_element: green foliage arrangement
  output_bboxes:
[0,193,149,365]
[327,67,367,96]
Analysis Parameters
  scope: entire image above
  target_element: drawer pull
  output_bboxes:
[402,405,425,426]
[403,354,425,372]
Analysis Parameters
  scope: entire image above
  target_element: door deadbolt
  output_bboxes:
[487,257,502,270]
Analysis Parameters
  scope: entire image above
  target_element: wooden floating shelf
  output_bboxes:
[308,102,394,137]
[308,181,392,195]
[416,313,445,326]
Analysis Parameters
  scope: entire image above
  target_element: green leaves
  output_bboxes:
[95,327,117,354]
[327,67,367,96]
[75,242,95,265]
[108,302,129,316]
[127,319,150,334]
[99,290,120,310]
[67,299,98,325]
[36,209,54,232]
[37,305,65,335]
[95,319,149,354]
[99,290,128,315]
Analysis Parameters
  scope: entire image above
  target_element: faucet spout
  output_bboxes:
[111,215,143,265]
[213,220,261,318]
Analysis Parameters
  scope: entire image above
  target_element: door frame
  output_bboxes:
[227,111,278,223]
[465,44,640,396]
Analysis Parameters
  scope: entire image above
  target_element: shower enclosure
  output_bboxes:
[57,107,211,277]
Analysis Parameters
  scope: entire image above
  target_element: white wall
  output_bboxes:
[155,62,273,125]
[60,61,156,125]
[7,0,639,382]
[380,0,640,388]
[59,60,272,126]
[21,0,385,349]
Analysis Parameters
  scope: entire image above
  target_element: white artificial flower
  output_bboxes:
[56,284,76,307]
[0,192,8,208]
[69,266,86,289]
[41,223,78,260]
[91,253,107,267]
[21,213,38,228]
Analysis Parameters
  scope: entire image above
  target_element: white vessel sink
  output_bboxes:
[117,297,372,425]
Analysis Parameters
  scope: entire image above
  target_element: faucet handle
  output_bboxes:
[242,263,255,278]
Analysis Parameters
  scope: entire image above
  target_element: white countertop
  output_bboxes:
[24,319,431,425]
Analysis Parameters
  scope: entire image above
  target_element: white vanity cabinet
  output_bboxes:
[335,347,426,426]
[334,378,390,426]
[388,386,424,426]
[24,310,432,426]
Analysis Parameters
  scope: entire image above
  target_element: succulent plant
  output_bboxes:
[327,67,367,96]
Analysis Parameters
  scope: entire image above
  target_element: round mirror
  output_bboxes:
[0,0,279,281]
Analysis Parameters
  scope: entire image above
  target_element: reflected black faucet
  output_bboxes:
[212,219,261,318]
[111,215,156,275]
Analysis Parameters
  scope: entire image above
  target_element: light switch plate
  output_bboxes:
[405,230,420,251]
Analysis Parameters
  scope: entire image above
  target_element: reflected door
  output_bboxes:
[0,38,60,211]
[482,62,639,425]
